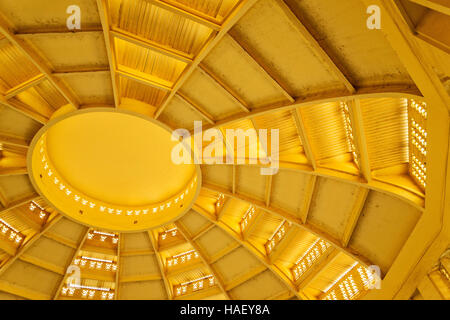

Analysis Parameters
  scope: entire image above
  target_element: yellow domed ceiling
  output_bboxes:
[0,0,448,301]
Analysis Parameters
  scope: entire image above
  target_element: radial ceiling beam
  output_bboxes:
[0,168,27,177]
[114,233,122,300]
[115,67,172,92]
[264,175,273,207]
[197,64,250,113]
[202,184,375,268]
[0,96,48,124]
[176,93,215,125]
[408,0,450,16]
[154,0,260,119]
[216,195,232,221]
[232,165,237,194]
[192,202,303,299]
[174,222,231,299]
[52,229,89,299]
[0,17,79,109]
[0,215,62,278]
[299,175,317,224]
[226,34,295,103]
[0,133,29,149]
[192,223,215,241]
[341,188,369,247]
[242,208,264,240]
[361,0,450,300]
[110,29,193,63]
[142,0,221,30]
[292,108,317,170]
[274,0,355,94]
[97,0,121,108]
[0,194,40,215]
[349,98,372,182]
[46,228,89,300]
[147,231,172,300]
[4,74,46,100]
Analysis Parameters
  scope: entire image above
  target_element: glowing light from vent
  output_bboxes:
[0,218,24,246]
[322,263,376,300]
[167,249,199,268]
[86,230,119,244]
[61,283,114,300]
[291,239,331,280]
[409,100,427,190]
[265,220,292,254]
[240,205,256,232]
[29,201,50,220]
[73,255,118,272]
[160,228,178,241]
[174,275,215,297]
[341,101,359,166]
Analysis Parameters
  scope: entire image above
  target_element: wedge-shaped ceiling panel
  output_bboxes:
[235,165,266,202]
[18,32,109,72]
[178,209,211,236]
[269,169,309,215]
[0,105,42,141]
[283,0,413,87]
[349,191,421,273]
[119,280,167,299]
[55,71,113,105]
[120,254,160,278]
[46,217,87,244]
[308,177,360,240]
[0,260,62,299]
[0,41,40,92]
[360,98,409,170]
[23,237,75,270]
[231,0,347,97]
[203,35,287,107]
[229,269,287,299]
[195,226,237,258]
[201,164,233,190]
[0,175,35,204]
[158,94,205,130]
[212,246,263,285]
[110,0,213,55]
[180,68,244,119]
[300,102,350,162]
[0,291,25,300]
[121,232,153,252]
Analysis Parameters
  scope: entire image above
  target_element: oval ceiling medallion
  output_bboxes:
[27,108,201,232]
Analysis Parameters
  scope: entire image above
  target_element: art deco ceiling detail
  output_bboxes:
[0,0,448,300]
